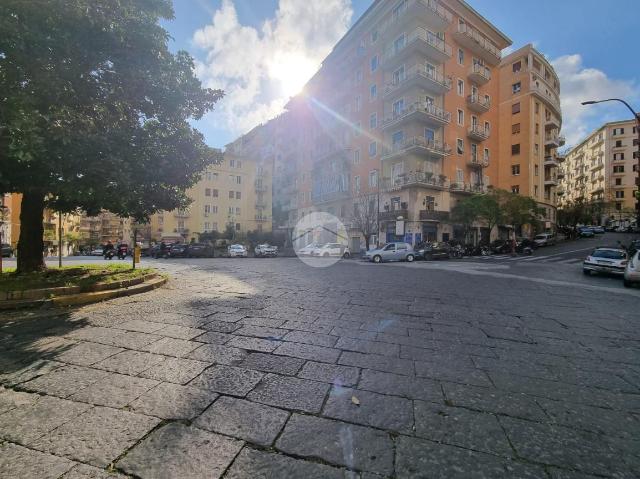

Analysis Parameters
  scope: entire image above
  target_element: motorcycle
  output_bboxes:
[104,249,115,260]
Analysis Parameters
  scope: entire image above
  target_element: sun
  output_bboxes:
[269,52,318,98]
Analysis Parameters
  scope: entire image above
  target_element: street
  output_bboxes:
[1,234,639,478]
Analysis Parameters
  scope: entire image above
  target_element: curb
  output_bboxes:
[0,276,168,310]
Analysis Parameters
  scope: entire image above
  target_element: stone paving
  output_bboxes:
[0,257,639,478]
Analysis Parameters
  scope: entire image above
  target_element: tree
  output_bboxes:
[474,188,507,238]
[558,199,590,228]
[450,196,480,242]
[0,0,223,272]
[351,193,378,251]
[502,193,544,235]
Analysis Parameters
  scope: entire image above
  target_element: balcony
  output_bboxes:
[381,171,448,192]
[544,175,558,186]
[381,102,450,130]
[467,124,490,141]
[556,187,565,196]
[380,0,452,40]
[379,209,409,222]
[254,181,268,192]
[530,78,561,116]
[556,168,565,179]
[612,143,626,151]
[174,210,190,218]
[419,210,450,221]
[544,156,559,167]
[255,215,269,222]
[381,136,451,161]
[467,155,489,168]
[556,154,566,163]
[544,134,563,148]
[255,201,267,209]
[545,115,561,130]
[382,27,451,68]
[452,23,501,66]
[450,182,487,194]
[383,65,451,98]
[468,63,491,85]
[466,94,490,113]
[591,162,604,171]
[612,169,626,176]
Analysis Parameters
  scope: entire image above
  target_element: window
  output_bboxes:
[534,165,539,176]
[236,160,242,169]
[613,127,625,135]
[370,84,377,100]
[204,205,211,214]
[457,109,464,125]
[614,153,624,161]
[369,170,378,187]
[457,79,464,96]
[512,61,521,73]
[457,48,464,65]
[456,168,464,182]
[392,66,405,84]
[534,102,539,114]
[235,207,241,215]
[354,176,361,193]
[534,185,538,197]
[512,123,520,134]
[228,206,234,214]
[355,69,363,85]
[615,191,625,199]
[456,138,464,155]
[393,34,406,52]
[512,102,520,114]
[483,148,489,163]
[369,113,377,129]
[392,99,404,116]
[425,128,435,142]
[205,188,211,196]
[391,130,404,147]
[370,55,378,72]
[355,95,361,112]
[212,205,218,213]
[615,178,622,185]
[512,82,521,94]
[369,141,377,157]
[614,165,625,173]
[229,159,236,168]
[512,144,520,155]
[353,149,360,164]
[236,191,241,199]
[229,191,234,199]
[615,140,623,147]
[535,123,539,135]
[354,121,361,137]
[204,221,211,231]
[511,185,520,194]
[236,223,241,231]
[371,30,378,44]
[511,165,520,175]
[212,189,218,198]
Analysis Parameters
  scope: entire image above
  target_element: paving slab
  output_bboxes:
[0,442,75,479]
[190,365,264,396]
[297,361,360,387]
[69,373,159,408]
[247,374,329,413]
[130,382,216,419]
[117,423,243,479]
[138,356,209,384]
[93,350,165,376]
[240,352,305,375]
[53,342,124,367]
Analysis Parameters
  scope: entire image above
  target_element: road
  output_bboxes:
[0,233,639,478]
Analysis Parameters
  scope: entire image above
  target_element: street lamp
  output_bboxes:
[581,99,640,227]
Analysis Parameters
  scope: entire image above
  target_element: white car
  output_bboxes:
[624,251,640,288]
[312,243,350,258]
[228,244,248,257]
[533,233,556,247]
[583,247,627,276]
[255,244,278,257]
[296,243,321,256]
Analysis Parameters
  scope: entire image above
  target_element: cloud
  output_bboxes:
[551,54,638,146]
[193,0,353,138]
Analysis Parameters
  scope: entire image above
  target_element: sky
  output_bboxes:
[163,0,639,148]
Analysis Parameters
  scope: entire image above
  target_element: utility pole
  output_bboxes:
[58,212,63,268]
[581,99,640,228]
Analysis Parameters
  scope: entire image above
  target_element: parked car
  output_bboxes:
[415,241,451,260]
[228,244,248,257]
[583,247,628,276]
[1,243,13,258]
[533,233,556,247]
[577,227,595,238]
[296,243,321,256]
[604,225,617,232]
[364,242,415,263]
[591,225,605,234]
[489,239,511,254]
[167,243,188,258]
[624,251,640,288]
[186,243,214,258]
[89,248,104,256]
[255,244,278,257]
[312,243,350,258]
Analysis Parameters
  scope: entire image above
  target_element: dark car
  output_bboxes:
[167,243,188,258]
[489,239,511,254]
[416,241,451,260]
[1,243,13,258]
[578,226,595,238]
[186,243,214,258]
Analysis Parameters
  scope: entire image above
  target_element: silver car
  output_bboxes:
[583,247,627,276]
[364,242,415,263]
[624,251,640,288]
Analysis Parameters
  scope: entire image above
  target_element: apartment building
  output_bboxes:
[497,44,564,232]
[265,0,513,250]
[149,141,272,243]
[559,119,639,222]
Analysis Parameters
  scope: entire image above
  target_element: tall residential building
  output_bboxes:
[497,44,564,232]
[558,119,639,222]
[149,141,272,242]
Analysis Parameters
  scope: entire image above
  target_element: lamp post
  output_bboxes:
[581,99,640,228]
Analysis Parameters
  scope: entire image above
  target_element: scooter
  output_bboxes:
[104,250,115,260]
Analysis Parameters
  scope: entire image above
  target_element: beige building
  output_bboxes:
[149,140,272,243]
[497,44,564,232]
[559,119,639,223]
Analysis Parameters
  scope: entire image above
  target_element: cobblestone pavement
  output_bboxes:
[1,257,639,478]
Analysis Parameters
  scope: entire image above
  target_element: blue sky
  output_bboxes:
[164,0,638,148]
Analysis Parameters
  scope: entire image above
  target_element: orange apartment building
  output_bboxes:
[497,44,564,233]
[238,0,562,249]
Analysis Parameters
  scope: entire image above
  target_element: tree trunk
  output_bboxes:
[364,235,370,251]
[17,192,46,274]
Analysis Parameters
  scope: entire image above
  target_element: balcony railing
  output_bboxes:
[419,210,450,221]
[379,0,452,37]
[382,136,451,159]
[383,65,451,97]
[453,23,501,65]
[382,102,450,129]
[466,94,490,112]
[468,63,491,84]
[381,171,448,192]
[530,77,561,114]
[467,124,490,141]
[379,209,410,222]
[467,155,489,168]
[449,182,488,194]
[382,27,451,65]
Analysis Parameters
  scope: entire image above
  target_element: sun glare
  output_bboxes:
[269,52,317,98]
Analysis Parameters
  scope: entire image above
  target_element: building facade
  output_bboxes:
[149,140,272,243]
[497,44,564,233]
[558,119,639,223]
